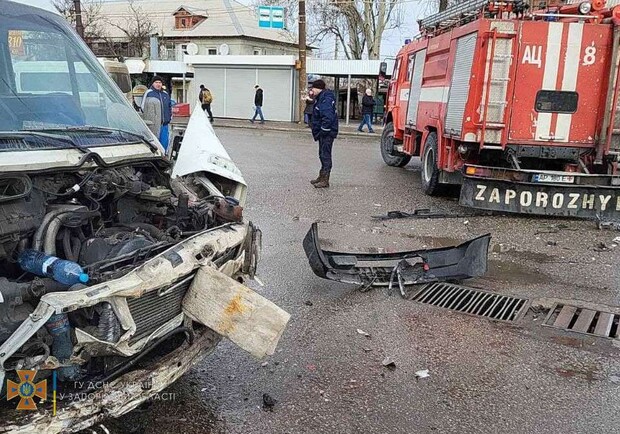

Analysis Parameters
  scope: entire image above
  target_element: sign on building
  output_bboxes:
[258,6,285,29]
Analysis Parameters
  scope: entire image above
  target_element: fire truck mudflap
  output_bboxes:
[460,169,620,219]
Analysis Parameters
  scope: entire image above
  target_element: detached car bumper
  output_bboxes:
[303,223,490,287]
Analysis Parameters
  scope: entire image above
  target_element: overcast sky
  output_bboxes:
[12,0,428,58]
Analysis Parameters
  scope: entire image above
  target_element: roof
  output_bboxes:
[95,0,297,46]
[307,59,396,78]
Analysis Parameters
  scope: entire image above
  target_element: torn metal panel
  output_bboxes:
[0,328,221,434]
[171,105,247,205]
[303,223,491,287]
[183,266,290,359]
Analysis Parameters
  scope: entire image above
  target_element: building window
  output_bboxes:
[253,48,262,55]
[173,8,207,30]
[207,47,218,55]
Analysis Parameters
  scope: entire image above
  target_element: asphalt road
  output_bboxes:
[110,127,620,434]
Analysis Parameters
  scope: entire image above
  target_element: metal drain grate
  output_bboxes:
[408,282,529,322]
[543,304,620,338]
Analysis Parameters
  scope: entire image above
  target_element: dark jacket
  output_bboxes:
[254,88,264,107]
[142,87,172,125]
[311,89,339,141]
[361,94,376,115]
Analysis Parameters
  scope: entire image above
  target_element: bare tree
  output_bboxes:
[52,0,105,39]
[309,0,403,60]
[102,0,155,57]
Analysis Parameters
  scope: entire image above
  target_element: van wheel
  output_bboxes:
[381,122,412,167]
[421,132,441,196]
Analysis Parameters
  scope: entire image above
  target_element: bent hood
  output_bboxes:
[172,104,247,190]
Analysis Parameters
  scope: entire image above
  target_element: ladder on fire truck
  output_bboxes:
[420,0,518,146]
[419,0,526,36]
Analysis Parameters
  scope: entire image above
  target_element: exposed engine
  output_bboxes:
[0,160,245,390]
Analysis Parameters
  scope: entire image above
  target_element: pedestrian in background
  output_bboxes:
[199,84,214,123]
[141,75,172,149]
[310,79,339,189]
[304,90,315,128]
[250,84,265,124]
[357,88,376,133]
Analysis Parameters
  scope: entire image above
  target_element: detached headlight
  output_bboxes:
[579,2,592,14]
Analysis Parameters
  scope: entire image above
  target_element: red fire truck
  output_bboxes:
[381,0,620,218]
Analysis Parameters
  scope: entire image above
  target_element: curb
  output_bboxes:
[212,123,382,138]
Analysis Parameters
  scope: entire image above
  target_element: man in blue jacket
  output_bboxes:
[310,79,339,188]
[141,76,172,150]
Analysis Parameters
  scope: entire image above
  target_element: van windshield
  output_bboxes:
[0,3,155,150]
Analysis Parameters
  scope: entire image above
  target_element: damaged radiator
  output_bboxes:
[127,274,194,342]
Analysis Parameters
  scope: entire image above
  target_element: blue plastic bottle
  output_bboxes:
[18,250,89,286]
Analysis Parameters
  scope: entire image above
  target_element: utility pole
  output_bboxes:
[74,0,85,39]
[298,0,307,123]
[439,0,448,11]
[334,36,338,60]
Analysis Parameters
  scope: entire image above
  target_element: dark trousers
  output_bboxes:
[318,134,334,173]
[202,104,213,122]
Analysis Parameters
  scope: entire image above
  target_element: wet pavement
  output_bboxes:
[108,127,620,433]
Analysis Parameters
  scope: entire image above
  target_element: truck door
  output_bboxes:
[509,21,610,144]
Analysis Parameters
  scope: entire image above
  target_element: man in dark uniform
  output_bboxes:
[309,79,339,188]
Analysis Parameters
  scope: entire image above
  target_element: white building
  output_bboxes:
[92,0,300,59]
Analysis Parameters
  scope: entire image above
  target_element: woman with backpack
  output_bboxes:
[199,84,214,123]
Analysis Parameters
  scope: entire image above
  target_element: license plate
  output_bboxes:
[532,174,574,184]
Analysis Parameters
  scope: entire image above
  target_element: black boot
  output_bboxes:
[313,171,330,188]
[310,170,324,185]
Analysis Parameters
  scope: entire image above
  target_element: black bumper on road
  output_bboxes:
[303,223,490,287]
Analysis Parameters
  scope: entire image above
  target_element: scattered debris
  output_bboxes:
[535,223,572,235]
[305,300,314,306]
[492,243,512,253]
[610,375,620,384]
[382,357,396,370]
[262,393,277,411]
[594,242,614,252]
[463,220,470,225]
[357,328,371,338]
[363,348,373,352]
[293,216,300,221]
[261,362,269,367]
[597,219,620,231]
[372,208,486,221]
[614,237,620,244]
[415,369,430,379]
[546,241,558,246]
[374,203,382,207]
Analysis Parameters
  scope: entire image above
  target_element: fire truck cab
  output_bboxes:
[381,0,620,219]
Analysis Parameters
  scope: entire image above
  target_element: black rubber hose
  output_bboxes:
[84,327,193,392]
[62,228,77,262]
[124,223,171,242]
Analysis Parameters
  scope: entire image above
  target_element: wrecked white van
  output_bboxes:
[0,2,288,432]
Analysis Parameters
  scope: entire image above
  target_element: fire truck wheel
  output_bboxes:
[421,132,441,196]
[381,122,411,167]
